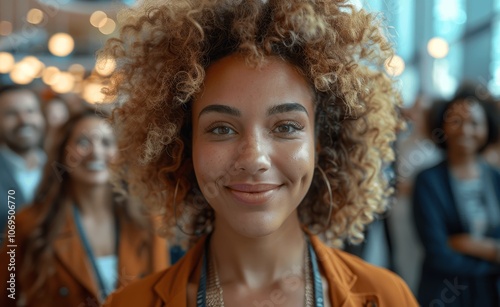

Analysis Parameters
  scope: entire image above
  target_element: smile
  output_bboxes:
[225,184,281,205]
[85,160,107,171]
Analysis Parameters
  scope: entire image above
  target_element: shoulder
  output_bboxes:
[105,236,207,307]
[332,249,417,305]
[415,160,447,181]
[332,248,407,285]
[104,270,166,307]
[6,205,40,241]
[311,236,418,306]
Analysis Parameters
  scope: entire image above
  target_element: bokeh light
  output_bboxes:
[51,72,76,93]
[48,33,75,57]
[42,66,61,85]
[90,11,107,28]
[82,82,106,104]
[68,64,86,77]
[27,8,44,25]
[99,18,116,35]
[427,37,449,59]
[95,56,116,76]
[384,55,406,77]
[0,52,15,73]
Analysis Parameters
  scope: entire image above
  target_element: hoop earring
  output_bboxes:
[315,165,334,233]
[173,179,197,236]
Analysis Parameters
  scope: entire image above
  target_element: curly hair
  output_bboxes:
[102,0,402,247]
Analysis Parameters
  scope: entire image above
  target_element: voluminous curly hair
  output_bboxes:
[102,0,402,246]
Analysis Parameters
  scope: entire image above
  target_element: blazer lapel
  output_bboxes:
[310,235,383,307]
[116,213,148,287]
[155,236,207,306]
[53,205,99,298]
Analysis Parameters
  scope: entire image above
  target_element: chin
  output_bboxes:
[223,211,289,239]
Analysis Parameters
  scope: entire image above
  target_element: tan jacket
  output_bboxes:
[0,204,169,307]
[105,235,418,306]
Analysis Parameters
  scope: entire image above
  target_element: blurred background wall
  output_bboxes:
[0,0,499,103]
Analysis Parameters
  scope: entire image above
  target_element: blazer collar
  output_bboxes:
[153,236,207,305]
[53,204,148,301]
[116,212,149,287]
[152,234,366,306]
[53,205,99,298]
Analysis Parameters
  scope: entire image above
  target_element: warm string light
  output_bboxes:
[427,37,449,59]
[384,55,405,77]
[0,52,15,73]
[27,8,44,25]
[48,33,75,57]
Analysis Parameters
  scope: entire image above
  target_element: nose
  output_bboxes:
[233,134,271,175]
[86,139,106,159]
[458,121,474,137]
[16,111,31,125]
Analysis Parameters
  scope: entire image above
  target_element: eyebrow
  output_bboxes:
[267,103,309,116]
[199,102,309,119]
[198,105,241,118]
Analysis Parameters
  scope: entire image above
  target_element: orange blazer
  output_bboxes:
[105,234,418,307]
[0,204,169,307]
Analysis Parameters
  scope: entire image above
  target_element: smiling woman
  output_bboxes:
[0,108,168,307]
[101,0,417,306]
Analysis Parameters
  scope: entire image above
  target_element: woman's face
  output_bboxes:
[192,55,316,238]
[443,100,488,155]
[64,116,117,187]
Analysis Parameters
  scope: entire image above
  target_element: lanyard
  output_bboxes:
[196,236,324,307]
[73,205,120,301]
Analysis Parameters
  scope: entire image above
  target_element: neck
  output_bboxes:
[71,183,113,217]
[210,211,306,289]
[447,151,481,179]
[7,145,41,169]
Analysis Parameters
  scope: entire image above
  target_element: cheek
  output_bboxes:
[193,142,230,183]
[276,141,315,182]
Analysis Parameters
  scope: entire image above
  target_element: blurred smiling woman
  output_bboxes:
[103,0,418,306]
[0,109,168,307]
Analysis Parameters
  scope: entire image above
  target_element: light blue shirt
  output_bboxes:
[95,255,118,296]
[0,145,46,204]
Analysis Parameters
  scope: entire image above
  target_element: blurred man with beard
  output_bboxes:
[0,85,46,243]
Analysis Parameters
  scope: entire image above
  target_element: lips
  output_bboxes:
[14,125,37,138]
[225,183,281,205]
[85,160,107,171]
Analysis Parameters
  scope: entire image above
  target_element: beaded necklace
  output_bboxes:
[196,236,324,307]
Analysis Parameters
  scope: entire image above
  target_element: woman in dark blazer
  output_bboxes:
[413,92,500,307]
[0,108,169,307]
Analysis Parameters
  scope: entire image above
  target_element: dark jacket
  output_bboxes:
[413,161,500,307]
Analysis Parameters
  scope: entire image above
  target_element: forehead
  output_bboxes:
[0,90,39,109]
[193,54,314,112]
[70,117,113,139]
[447,100,486,119]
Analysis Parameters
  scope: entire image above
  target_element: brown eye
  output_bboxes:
[210,126,235,135]
[273,122,304,135]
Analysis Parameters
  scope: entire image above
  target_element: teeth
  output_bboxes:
[85,161,106,171]
[16,127,35,137]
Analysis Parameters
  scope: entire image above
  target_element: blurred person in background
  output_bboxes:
[0,85,46,244]
[0,108,169,307]
[413,90,500,307]
[41,92,71,151]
